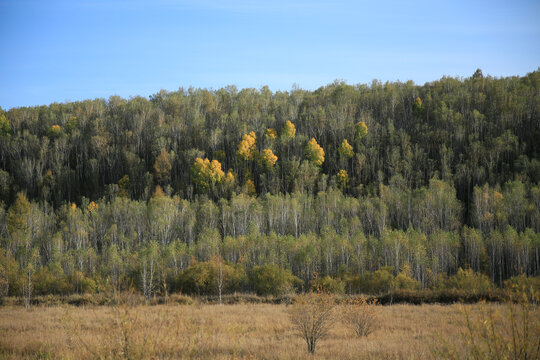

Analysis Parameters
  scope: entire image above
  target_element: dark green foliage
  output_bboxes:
[0,72,539,299]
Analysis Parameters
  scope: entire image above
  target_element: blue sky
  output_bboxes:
[1,0,539,109]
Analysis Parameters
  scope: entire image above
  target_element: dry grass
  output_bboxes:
[0,302,535,359]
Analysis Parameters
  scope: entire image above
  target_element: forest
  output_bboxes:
[0,68,539,301]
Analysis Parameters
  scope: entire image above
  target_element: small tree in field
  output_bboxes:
[342,296,378,337]
[288,290,337,354]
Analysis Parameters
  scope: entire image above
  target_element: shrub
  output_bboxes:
[288,291,337,354]
[345,267,395,294]
[342,296,378,337]
[445,268,494,293]
[436,290,540,359]
[177,260,247,295]
[309,275,345,294]
[249,264,301,296]
[504,274,540,295]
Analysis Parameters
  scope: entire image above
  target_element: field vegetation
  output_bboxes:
[1,300,537,359]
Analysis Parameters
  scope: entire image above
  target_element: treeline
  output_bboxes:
[0,185,538,300]
[0,69,540,300]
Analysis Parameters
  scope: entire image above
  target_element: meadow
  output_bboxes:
[1,301,533,359]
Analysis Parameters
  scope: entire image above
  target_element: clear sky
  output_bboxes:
[1,0,539,109]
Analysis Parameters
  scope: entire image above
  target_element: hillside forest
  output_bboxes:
[0,68,539,300]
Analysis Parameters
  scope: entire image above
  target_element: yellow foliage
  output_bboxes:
[224,170,235,188]
[337,169,349,188]
[261,149,278,169]
[355,121,368,139]
[305,138,325,166]
[152,185,165,198]
[154,149,172,184]
[244,179,256,196]
[49,125,63,138]
[87,201,98,213]
[281,120,296,140]
[413,97,424,114]
[190,158,225,192]
[338,139,354,159]
[264,128,277,141]
[237,131,257,161]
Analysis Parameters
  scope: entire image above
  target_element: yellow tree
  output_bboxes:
[413,96,423,115]
[264,128,277,143]
[305,138,325,166]
[154,148,172,185]
[190,158,225,193]
[260,149,278,169]
[337,169,349,189]
[223,169,236,193]
[237,131,257,161]
[338,139,354,160]
[281,120,296,141]
[355,121,368,140]
[242,179,256,196]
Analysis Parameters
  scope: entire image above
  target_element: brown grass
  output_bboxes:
[0,302,535,359]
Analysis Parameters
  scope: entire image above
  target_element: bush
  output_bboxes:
[177,260,247,295]
[309,275,345,294]
[445,268,494,293]
[436,290,540,359]
[289,291,337,354]
[394,268,420,291]
[344,267,395,294]
[249,264,301,296]
[504,274,540,295]
[342,296,378,337]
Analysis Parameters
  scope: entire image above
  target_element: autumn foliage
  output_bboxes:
[305,138,325,166]
[237,131,257,161]
[338,139,354,159]
[190,158,225,192]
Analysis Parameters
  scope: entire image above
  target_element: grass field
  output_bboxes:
[0,302,535,359]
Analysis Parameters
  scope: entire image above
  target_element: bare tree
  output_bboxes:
[288,291,336,354]
[342,296,378,337]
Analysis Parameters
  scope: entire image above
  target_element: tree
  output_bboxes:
[118,175,131,198]
[153,149,172,186]
[190,158,225,193]
[0,114,11,138]
[249,264,300,296]
[264,128,277,142]
[237,131,257,161]
[342,296,378,337]
[305,138,325,166]
[472,68,484,79]
[22,247,39,308]
[7,192,30,255]
[338,139,354,160]
[260,149,278,169]
[281,120,296,141]
[413,97,423,115]
[288,290,337,354]
[355,121,368,140]
[140,241,158,301]
[337,169,349,189]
